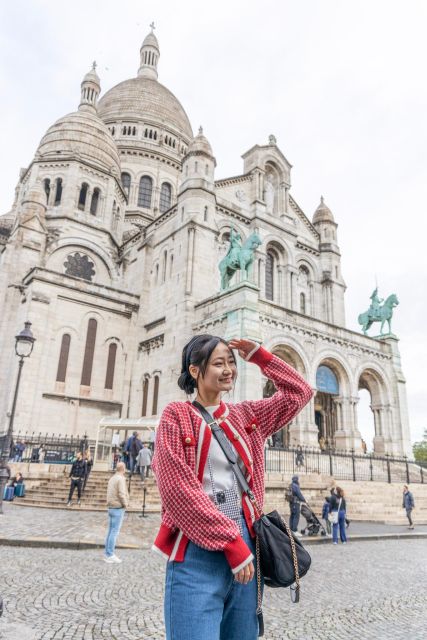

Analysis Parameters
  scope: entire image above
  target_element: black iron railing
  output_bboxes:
[264,445,425,484]
[0,431,91,464]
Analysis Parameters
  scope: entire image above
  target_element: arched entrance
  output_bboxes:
[314,364,340,448]
[263,344,306,447]
[358,368,388,454]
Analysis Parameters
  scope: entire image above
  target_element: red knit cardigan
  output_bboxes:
[152,346,313,572]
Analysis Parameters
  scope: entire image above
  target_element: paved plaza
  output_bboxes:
[1,505,426,639]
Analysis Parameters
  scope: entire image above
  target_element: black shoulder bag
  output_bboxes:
[193,402,311,637]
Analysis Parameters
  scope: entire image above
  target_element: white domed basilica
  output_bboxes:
[0,29,411,456]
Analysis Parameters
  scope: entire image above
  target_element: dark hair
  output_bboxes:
[177,334,236,395]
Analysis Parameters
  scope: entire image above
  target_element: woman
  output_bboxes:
[330,486,347,544]
[152,335,313,640]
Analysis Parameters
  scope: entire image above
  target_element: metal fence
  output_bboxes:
[0,431,90,464]
[1,430,425,483]
[264,445,425,484]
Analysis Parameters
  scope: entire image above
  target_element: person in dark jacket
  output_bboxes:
[295,445,304,467]
[126,432,143,473]
[330,486,347,544]
[289,475,306,535]
[8,472,24,488]
[402,485,415,529]
[322,495,331,535]
[66,452,86,506]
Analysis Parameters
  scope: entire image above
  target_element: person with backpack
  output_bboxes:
[126,431,143,473]
[287,475,306,536]
[402,485,415,529]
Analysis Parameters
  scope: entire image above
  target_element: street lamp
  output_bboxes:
[0,321,35,514]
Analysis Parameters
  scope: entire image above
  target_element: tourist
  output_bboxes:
[318,436,326,451]
[295,445,304,467]
[8,471,24,488]
[126,431,143,472]
[38,444,45,464]
[402,485,415,529]
[152,335,313,639]
[66,451,86,506]
[322,495,331,535]
[136,443,152,482]
[289,474,306,535]
[104,461,129,563]
[13,440,26,462]
[330,486,347,544]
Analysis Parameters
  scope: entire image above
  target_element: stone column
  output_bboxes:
[371,403,386,454]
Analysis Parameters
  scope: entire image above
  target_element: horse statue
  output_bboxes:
[358,291,399,336]
[219,229,262,290]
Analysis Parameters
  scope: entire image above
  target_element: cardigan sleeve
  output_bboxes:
[239,346,313,439]
[153,403,254,573]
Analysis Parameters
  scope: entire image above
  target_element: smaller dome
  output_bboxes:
[82,62,100,85]
[141,31,159,50]
[313,196,335,224]
[187,126,214,157]
[36,110,121,177]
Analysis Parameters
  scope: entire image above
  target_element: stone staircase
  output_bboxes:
[17,470,160,513]
[10,464,427,524]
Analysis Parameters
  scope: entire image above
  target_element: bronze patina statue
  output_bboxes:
[219,228,262,289]
[358,288,399,336]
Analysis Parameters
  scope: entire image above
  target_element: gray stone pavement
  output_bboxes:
[0,538,426,639]
[1,503,426,549]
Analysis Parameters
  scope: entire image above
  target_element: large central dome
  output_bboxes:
[98,76,193,140]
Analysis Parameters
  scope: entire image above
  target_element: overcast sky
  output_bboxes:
[1,1,426,446]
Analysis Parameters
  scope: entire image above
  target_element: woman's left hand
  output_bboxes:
[228,338,258,360]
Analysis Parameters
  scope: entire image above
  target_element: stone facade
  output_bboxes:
[0,31,412,456]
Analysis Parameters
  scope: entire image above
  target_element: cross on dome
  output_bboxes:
[92,61,97,71]
[150,21,156,32]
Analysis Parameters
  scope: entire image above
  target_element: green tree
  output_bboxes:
[413,428,427,463]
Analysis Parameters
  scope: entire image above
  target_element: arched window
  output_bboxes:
[316,365,339,395]
[121,173,131,198]
[90,188,100,215]
[56,334,71,382]
[138,176,153,208]
[159,182,172,213]
[265,251,275,300]
[44,178,51,203]
[152,375,160,415]
[78,183,89,210]
[300,292,306,314]
[80,318,97,386]
[142,378,149,417]
[104,343,117,390]
[54,178,63,205]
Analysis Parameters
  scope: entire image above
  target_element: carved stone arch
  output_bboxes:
[104,336,124,350]
[78,310,106,341]
[312,350,352,396]
[355,363,393,454]
[217,220,247,244]
[295,255,318,282]
[263,335,311,379]
[262,341,308,447]
[46,240,115,280]
[263,234,294,263]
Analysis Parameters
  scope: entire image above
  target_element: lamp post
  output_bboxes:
[0,321,35,514]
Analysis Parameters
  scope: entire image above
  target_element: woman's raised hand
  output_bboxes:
[228,338,258,360]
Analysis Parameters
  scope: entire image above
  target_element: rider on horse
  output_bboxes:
[368,288,383,320]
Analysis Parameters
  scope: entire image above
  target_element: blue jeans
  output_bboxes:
[332,510,347,543]
[105,508,125,557]
[165,516,260,640]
